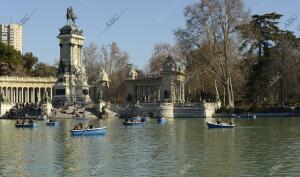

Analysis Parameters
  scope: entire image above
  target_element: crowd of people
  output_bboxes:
[6,102,42,119]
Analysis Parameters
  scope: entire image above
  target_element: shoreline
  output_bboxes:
[213,112,300,118]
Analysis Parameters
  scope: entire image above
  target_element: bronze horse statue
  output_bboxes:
[66,6,77,24]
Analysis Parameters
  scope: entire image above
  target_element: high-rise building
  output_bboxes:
[0,24,23,53]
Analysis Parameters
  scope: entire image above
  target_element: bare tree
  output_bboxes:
[175,0,249,108]
[146,43,184,75]
[83,42,130,103]
[99,42,129,103]
[100,42,129,76]
[83,42,101,82]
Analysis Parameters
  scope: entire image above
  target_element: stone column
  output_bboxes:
[13,87,15,103]
[50,88,53,100]
[16,88,18,103]
[12,88,14,103]
[21,87,24,103]
[17,88,19,103]
[13,87,16,103]
[70,44,73,65]
[182,83,185,102]
[6,87,8,98]
[179,82,182,103]
[10,87,12,102]
[10,87,14,103]
[15,88,17,103]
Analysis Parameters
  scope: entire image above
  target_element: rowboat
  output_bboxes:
[206,122,235,129]
[122,121,146,126]
[15,123,37,128]
[157,118,167,125]
[71,127,107,136]
[46,121,59,126]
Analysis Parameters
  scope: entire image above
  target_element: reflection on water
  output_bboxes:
[0,118,300,176]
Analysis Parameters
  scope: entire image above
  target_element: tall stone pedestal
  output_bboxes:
[159,103,174,118]
[52,22,91,107]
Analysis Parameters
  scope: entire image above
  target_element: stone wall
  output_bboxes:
[0,103,14,117]
[115,102,220,118]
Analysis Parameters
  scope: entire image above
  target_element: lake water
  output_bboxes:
[0,117,300,177]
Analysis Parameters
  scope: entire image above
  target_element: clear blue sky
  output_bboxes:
[1,0,300,68]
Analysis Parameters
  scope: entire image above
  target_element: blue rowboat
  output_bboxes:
[157,118,167,125]
[46,121,59,126]
[206,122,235,129]
[122,122,146,126]
[71,127,107,136]
[15,123,37,128]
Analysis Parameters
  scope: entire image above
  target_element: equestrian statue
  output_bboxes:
[66,6,77,25]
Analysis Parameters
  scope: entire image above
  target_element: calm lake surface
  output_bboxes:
[0,117,300,177]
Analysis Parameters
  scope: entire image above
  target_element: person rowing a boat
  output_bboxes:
[28,119,33,125]
[158,115,165,121]
[216,118,221,124]
[79,123,83,130]
[88,121,94,129]
[73,124,79,130]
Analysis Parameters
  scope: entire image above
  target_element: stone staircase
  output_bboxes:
[5,106,41,119]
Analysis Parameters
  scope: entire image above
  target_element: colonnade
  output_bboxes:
[136,85,161,103]
[0,87,52,103]
[0,76,56,104]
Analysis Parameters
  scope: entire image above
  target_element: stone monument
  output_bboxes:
[52,6,91,107]
[93,70,110,103]
[161,56,185,103]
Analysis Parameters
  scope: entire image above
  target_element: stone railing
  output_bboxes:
[0,76,57,83]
